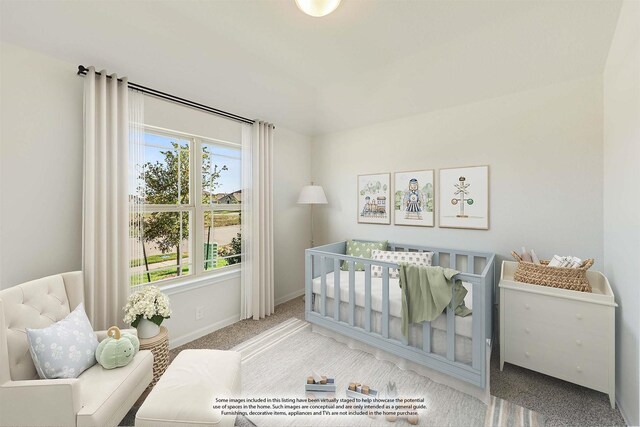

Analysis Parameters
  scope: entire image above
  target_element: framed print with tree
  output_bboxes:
[357,173,391,225]
[439,166,489,230]
[394,170,434,227]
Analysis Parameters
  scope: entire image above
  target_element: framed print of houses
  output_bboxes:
[394,170,434,227]
[439,165,489,230]
[357,173,391,225]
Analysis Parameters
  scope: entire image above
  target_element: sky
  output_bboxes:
[133,132,242,196]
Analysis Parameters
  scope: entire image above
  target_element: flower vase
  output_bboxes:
[137,318,160,339]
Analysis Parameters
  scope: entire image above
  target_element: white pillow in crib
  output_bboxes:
[371,250,433,279]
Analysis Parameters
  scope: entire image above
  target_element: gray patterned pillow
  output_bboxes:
[26,303,99,379]
[371,250,434,279]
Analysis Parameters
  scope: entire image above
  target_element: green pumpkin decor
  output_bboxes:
[96,326,140,369]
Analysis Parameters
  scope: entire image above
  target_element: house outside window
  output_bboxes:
[130,126,241,286]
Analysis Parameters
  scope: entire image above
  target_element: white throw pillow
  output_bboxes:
[26,303,99,379]
[371,250,434,279]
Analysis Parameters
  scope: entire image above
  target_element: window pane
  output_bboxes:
[201,143,241,205]
[141,132,190,205]
[130,210,192,285]
[203,208,241,270]
[201,141,242,270]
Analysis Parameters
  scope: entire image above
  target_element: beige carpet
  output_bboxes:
[233,318,544,427]
[123,296,624,426]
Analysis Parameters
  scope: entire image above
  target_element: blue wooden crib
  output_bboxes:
[305,241,496,391]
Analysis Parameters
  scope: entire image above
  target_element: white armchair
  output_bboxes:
[0,272,154,427]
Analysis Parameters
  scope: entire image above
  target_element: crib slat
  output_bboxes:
[432,252,440,267]
[469,256,475,274]
[382,267,389,338]
[450,254,457,270]
[305,253,312,314]
[422,321,431,353]
[472,278,483,370]
[334,259,340,322]
[365,265,372,332]
[320,256,327,316]
[349,261,355,326]
[446,300,455,361]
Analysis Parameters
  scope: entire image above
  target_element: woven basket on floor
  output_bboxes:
[511,252,593,293]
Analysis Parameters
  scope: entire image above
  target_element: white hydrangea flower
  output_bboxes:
[123,286,172,326]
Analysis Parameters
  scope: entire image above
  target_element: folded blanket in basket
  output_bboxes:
[398,264,471,337]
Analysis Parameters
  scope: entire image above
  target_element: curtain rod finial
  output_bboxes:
[77,65,87,75]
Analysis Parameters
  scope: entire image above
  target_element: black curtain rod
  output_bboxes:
[77,65,255,125]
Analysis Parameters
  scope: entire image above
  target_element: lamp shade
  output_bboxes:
[297,185,328,204]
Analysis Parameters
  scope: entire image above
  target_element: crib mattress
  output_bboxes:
[311,270,473,339]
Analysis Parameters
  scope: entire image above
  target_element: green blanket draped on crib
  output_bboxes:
[398,264,472,337]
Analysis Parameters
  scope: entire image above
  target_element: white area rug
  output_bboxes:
[233,318,543,427]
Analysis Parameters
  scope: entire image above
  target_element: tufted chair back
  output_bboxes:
[0,272,85,383]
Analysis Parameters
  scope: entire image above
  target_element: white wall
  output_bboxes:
[0,42,311,347]
[312,76,604,269]
[0,42,84,288]
[273,127,311,305]
[603,1,640,424]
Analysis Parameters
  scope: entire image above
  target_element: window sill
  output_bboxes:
[160,266,241,296]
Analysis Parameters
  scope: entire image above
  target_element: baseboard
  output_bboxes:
[275,288,305,306]
[168,314,240,349]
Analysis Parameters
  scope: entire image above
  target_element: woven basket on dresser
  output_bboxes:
[139,325,169,389]
[510,252,594,293]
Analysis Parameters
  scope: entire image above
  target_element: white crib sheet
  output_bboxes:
[312,299,473,364]
[311,270,473,339]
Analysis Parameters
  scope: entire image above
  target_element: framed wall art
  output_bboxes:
[393,170,434,227]
[357,173,391,225]
[439,165,489,230]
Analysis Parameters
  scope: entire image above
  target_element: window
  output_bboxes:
[130,127,242,286]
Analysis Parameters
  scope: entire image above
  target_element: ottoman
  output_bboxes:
[135,349,241,427]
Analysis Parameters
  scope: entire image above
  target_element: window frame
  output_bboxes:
[135,125,242,289]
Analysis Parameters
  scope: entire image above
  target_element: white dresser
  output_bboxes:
[499,261,617,408]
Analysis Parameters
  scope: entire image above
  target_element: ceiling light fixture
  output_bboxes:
[295,0,341,17]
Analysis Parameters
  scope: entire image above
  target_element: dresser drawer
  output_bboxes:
[504,288,610,337]
[504,312,608,364]
[504,335,608,392]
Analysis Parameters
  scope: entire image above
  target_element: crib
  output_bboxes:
[305,241,496,393]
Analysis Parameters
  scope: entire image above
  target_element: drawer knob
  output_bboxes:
[525,304,531,310]
[525,352,530,358]
[576,366,582,373]
[576,313,583,320]
[525,328,530,334]
[576,339,582,346]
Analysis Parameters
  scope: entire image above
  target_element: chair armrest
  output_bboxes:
[0,378,80,426]
[95,328,137,341]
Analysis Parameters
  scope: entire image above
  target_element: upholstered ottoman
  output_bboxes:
[135,349,241,427]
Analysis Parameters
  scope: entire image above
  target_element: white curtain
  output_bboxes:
[241,121,275,320]
[83,67,141,329]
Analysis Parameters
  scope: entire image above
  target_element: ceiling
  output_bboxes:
[0,0,622,135]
